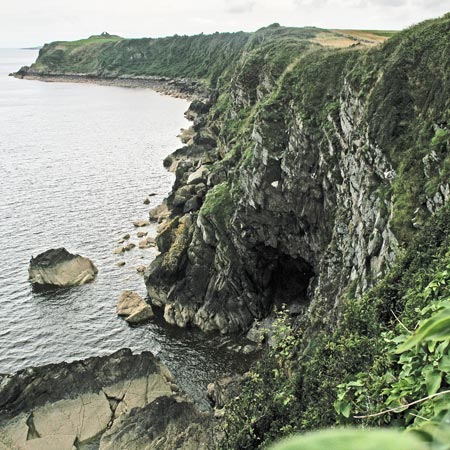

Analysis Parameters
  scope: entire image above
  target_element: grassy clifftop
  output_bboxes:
[23,25,393,87]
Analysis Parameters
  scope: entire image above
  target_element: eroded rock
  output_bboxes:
[28,248,97,287]
[99,396,216,450]
[117,291,154,324]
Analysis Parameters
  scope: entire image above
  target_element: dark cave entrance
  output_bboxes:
[262,250,314,314]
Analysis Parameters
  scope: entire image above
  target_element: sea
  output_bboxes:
[0,48,240,407]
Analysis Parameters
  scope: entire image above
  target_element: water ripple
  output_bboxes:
[0,49,243,407]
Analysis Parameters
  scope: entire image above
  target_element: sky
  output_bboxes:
[1,0,449,47]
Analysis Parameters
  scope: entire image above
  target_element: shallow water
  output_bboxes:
[0,48,242,407]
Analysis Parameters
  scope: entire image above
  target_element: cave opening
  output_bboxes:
[267,252,314,314]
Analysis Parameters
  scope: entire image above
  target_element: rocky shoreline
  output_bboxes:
[12,70,209,100]
[0,349,218,450]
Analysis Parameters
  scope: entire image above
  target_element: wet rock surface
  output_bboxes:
[28,248,98,287]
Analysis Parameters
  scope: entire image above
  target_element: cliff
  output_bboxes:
[143,17,449,336]
[17,15,450,448]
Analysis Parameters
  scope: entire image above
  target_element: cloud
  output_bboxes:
[225,0,256,14]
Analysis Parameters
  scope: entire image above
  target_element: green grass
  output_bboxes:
[53,34,123,47]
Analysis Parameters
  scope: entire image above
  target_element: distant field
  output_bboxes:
[333,29,397,42]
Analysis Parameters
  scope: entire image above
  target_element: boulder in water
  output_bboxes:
[117,291,154,324]
[28,248,98,287]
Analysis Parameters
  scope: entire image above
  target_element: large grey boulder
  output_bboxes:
[28,248,98,287]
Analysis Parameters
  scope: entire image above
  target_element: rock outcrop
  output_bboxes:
[28,248,98,287]
[116,291,154,324]
[0,349,196,450]
[99,396,216,450]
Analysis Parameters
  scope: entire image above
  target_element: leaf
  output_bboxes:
[439,355,450,372]
[347,380,364,387]
[269,428,427,450]
[341,402,352,418]
[397,308,450,353]
[334,400,351,418]
[425,369,442,395]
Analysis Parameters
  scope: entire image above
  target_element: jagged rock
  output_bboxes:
[143,198,150,205]
[149,203,169,222]
[132,220,149,227]
[144,57,402,335]
[113,246,124,254]
[117,291,154,323]
[99,396,216,450]
[136,265,146,273]
[246,317,274,343]
[187,165,209,185]
[207,374,246,409]
[136,231,148,238]
[122,233,130,240]
[125,304,154,324]
[178,127,195,144]
[28,248,98,287]
[123,242,136,251]
[183,196,201,213]
[0,350,177,449]
[138,237,156,249]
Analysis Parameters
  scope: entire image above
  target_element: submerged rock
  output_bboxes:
[0,349,184,450]
[117,291,154,324]
[28,248,97,287]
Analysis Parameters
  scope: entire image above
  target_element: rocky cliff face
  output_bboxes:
[17,18,449,339]
[145,15,450,334]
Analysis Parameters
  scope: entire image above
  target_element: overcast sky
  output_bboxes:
[1,0,449,47]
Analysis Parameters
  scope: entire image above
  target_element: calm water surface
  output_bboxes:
[0,48,240,407]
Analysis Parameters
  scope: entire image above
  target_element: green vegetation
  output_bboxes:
[30,25,392,87]
[269,428,426,450]
[220,203,450,449]
[52,34,123,47]
[200,182,233,226]
[27,13,450,450]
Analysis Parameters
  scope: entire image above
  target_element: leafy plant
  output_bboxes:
[269,428,427,450]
